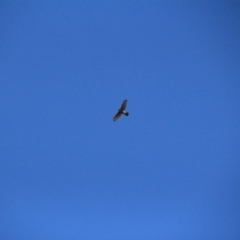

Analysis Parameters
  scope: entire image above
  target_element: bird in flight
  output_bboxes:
[113,100,129,121]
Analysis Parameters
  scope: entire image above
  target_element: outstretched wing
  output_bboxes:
[113,111,122,121]
[120,100,127,111]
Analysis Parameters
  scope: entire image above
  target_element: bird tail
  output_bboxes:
[124,112,129,116]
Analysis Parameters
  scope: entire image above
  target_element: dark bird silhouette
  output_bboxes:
[113,100,129,121]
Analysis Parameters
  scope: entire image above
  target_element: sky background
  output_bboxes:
[1,1,240,239]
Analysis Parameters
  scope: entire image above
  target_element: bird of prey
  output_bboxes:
[113,100,129,121]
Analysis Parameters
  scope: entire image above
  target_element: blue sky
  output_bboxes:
[1,1,240,239]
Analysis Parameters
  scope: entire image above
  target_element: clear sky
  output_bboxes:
[1,1,240,239]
